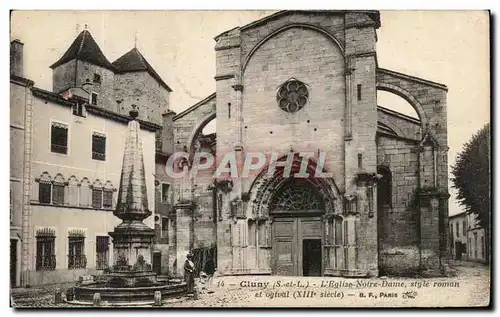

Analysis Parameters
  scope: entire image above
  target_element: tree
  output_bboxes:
[451,123,491,261]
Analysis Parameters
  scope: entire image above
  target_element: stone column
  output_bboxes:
[174,161,194,277]
[174,202,194,277]
[418,192,441,275]
[355,171,378,276]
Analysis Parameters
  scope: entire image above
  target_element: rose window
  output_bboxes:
[276,79,309,113]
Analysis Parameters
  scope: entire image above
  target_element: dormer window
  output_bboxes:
[72,102,85,117]
[93,73,101,84]
[90,92,98,105]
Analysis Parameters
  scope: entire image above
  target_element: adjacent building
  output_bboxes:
[10,39,34,288]
[10,27,173,286]
[449,212,467,261]
[466,212,487,263]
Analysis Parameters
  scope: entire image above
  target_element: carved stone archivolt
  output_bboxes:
[247,155,341,218]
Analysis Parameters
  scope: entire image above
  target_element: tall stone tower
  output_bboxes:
[50,29,117,112]
[112,48,172,125]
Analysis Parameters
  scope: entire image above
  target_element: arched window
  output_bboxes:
[37,172,52,204]
[377,166,392,207]
[67,176,79,206]
[80,178,91,207]
[103,181,115,209]
[92,180,103,209]
[52,174,65,205]
[270,179,325,213]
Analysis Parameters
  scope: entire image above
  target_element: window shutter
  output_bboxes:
[39,183,52,204]
[52,184,65,205]
[103,191,113,208]
[51,123,68,154]
[92,133,106,161]
[92,189,103,209]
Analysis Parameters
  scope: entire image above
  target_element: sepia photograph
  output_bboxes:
[8,9,491,308]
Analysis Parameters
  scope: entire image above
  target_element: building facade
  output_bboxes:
[10,28,171,286]
[10,40,34,288]
[466,212,487,263]
[170,10,450,277]
[449,212,467,261]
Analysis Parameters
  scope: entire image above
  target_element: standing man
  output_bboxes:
[203,254,215,294]
[184,253,195,295]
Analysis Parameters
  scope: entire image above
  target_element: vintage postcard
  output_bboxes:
[9,10,490,308]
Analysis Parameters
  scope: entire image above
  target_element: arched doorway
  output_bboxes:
[269,178,325,276]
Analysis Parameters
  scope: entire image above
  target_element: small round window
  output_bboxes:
[276,79,309,113]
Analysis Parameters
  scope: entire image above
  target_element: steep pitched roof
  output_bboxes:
[50,30,115,70]
[112,48,172,92]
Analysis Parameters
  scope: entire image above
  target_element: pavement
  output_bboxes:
[10,261,490,308]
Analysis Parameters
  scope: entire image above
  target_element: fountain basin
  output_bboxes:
[73,279,187,303]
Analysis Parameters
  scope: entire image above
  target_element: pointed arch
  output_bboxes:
[53,173,65,185]
[248,153,342,218]
[242,23,345,74]
[36,172,52,204]
[37,172,52,184]
[270,178,325,213]
[67,175,79,206]
[79,177,91,207]
[186,112,216,160]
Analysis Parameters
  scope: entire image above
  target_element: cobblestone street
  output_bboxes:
[11,262,490,308]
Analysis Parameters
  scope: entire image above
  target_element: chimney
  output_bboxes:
[10,39,24,77]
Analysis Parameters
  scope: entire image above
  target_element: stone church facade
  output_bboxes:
[171,10,450,277]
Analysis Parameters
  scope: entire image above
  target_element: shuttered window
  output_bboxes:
[92,189,103,209]
[51,123,68,154]
[96,236,109,270]
[92,133,106,161]
[39,183,52,204]
[52,184,65,205]
[103,190,113,209]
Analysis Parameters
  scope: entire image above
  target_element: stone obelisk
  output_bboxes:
[107,105,156,286]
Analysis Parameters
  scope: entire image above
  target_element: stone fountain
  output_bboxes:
[70,106,186,305]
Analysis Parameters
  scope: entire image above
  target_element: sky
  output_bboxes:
[10,10,490,216]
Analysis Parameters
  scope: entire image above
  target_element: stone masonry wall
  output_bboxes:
[241,26,346,191]
[52,60,77,94]
[114,71,170,126]
[75,61,116,113]
[343,12,379,275]
[239,12,345,64]
[377,107,422,140]
[376,69,449,274]
[376,135,420,275]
